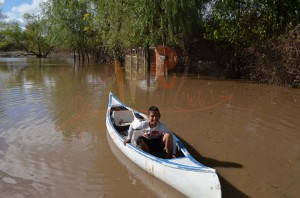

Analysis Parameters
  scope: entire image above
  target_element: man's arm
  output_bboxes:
[124,121,145,145]
[124,124,134,145]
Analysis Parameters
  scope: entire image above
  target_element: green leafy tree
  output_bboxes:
[0,22,10,50]
[0,8,9,50]
[91,0,130,59]
[91,0,208,59]
[1,22,26,51]
[43,0,99,61]
[204,0,300,46]
[1,14,54,57]
[22,13,55,57]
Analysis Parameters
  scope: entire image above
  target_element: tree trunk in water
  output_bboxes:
[146,43,151,72]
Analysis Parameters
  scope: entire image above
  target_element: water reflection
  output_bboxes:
[122,53,233,113]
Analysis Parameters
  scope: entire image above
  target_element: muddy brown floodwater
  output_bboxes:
[0,57,299,198]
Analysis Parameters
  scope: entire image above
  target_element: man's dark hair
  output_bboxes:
[148,106,160,112]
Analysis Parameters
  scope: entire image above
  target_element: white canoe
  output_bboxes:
[106,92,221,198]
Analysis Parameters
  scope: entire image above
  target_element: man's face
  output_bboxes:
[148,110,160,126]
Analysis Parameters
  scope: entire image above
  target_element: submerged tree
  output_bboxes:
[23,13,55,58]
[91,0,208,61]
[42,0,100,61]
[1,14,55,58]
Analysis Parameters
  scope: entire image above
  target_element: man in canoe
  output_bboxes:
[124,106,175,158]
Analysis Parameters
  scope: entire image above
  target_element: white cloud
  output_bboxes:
[3,0,48,27]
[0,1,5,20]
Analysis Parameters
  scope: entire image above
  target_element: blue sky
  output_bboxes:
[1,0,46,26]
[2,0,32,12]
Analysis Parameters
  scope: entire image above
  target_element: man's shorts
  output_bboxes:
[136,136,165,152]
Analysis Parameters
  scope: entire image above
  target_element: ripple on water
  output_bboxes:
[2,177,17,184]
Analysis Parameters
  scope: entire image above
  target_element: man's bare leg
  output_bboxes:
[138,139,149,153]
[163,133,173,158]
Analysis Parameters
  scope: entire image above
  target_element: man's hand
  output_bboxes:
[123,138,130,146]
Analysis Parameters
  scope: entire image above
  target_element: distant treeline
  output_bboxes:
[0,0,299,86]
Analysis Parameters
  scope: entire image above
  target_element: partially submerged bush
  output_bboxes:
[241,25,300,88]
